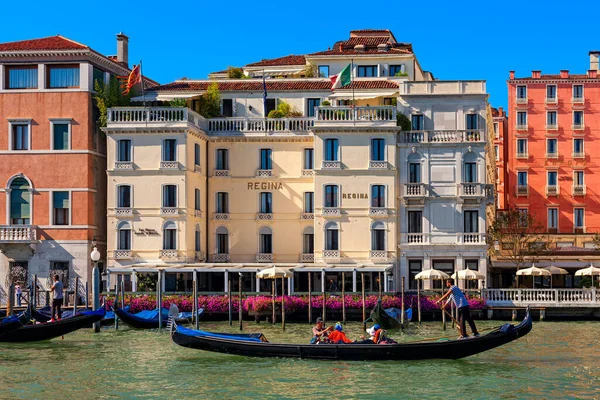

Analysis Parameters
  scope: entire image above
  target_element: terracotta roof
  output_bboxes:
[0,35,87,51]
[309,37,412,56]
[511,74,599,81]
[246,55,306,67]
[335,80,399,90]
[344,36,392,47]
[350,29,393,34]
[148,80,333,92]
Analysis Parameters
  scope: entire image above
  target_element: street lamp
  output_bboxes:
[91,247,101,264]
[494,240,500,252]
[90,246,101,332]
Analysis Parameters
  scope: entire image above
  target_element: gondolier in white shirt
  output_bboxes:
[436,278,479,339]
[50,275,64,322]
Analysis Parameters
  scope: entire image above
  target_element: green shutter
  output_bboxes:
[53,191,70,209]
[10,189,30,219]
[53,124,69,150]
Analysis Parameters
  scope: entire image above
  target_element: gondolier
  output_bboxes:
[50,275,63,322]
[436,279,479,339]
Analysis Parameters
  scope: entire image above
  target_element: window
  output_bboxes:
[303,227,314,253]
[325,222,339,250]
[465,162,477,183]
[574,139,584,155]
[49,261,69,287]
[517,85,527,99]
[11,124,29,150]
[466,114,478,130]
[357,65,377,77]
[162,185,177,208]
[389,65,405,76]
[163,221,177,250]
[573,85,583,99]
[117,221,131,250]
[518,208,528,227]
[494,145,499,161]
[493,123,499,138]
[383,98,394,106]
[574,208,584,229]
[259,226,273,253]
[517,138,527,155]
[10,178,30,225]
[411,114,424,130]
[163,139,177,161]
[547,111,557,127]
[464,210,478,233]
[117,185,131,208]
[303,148,314,170]
[518,171,528,186]
[409,162,421,183]
[517,111,527,127]
[574,170,584,186]
[408,211,422,233]
[307,98,321,117]
[325,139,339,161]
[304,192,314,213]
[409,260,422,289]
[216,149,229,170]
[547,139,557,155]
[195,225,201,252]
[260,149,272,170]
[548,208,558,230]
[47,65,80,88]
[324,185,338,208]
[546,85,557,100]
[222,99,233,117]
[194,144,200,166]
[371,221,385,251]
[118,140,132,162]
[265,99,277,115]
[573,111,584,126]
[195,189,201,211]
[318,66,329,78]
[259,192,272,213]
[216,192,229,213]
[52,122,70,150]
[93,67,105,88]
[371,185,385,208]
[216,227,229,254]
[52,191,70,225]
[547,171,557,186]
[6,66,38,89]
[371,138,385,161]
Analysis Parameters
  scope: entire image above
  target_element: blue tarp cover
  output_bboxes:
[176,325,264,343]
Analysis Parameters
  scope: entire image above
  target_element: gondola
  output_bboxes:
[0,308,105,342]
[369,300,403,330]
[0,308,31,335]
[113,306,204,329]
[33,305,126,326]
[171,308,533,360]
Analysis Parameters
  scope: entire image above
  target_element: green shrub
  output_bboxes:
[227,66,244,79]
[396,113,411,131]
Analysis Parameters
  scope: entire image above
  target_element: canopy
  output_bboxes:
[543,265,568,275]
[574,264,600,276]
[451,269,485,280]
[257,266,293,279]
[516,265,551,276]
[415,269,450,280]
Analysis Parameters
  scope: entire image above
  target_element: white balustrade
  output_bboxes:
[316,106,396,122]
[160,161,179,170]
[300,253,314,263]
[160,250,178,259]
[463,233,484,243]
[483,288,600,306]
[546,186,558,196]
[369,160,388,169]
[516,185,529,196]
[214,170,230,177]
[214,213,230,220]
[402,130,485,144]
[406,234,424,244]
[370,250,387,259]
[301,213,314,220]
[114,161,133,170]
[322,160,341,169]
[256,170,273,177]
[211,253,230,263]
[207,117,314,134]
[256,253,274,263]
[115,208,133,217]
[404,183,425,197]
[257,213,273,220]
[369,208,388,217]
[322,207,341,217]
[0,226,37,242]
[113,250,132,260]
[460,183,481,196]
[323,250,340,259]
[108,107,207,131]
[572,185,586,196]
[161,207,179,216]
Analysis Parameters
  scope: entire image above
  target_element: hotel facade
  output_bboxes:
[105,29,494,293]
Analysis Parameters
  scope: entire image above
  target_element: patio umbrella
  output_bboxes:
[451,269,485,280]
[574,264,600,288]
[415,269,450,280]
[516,264,551,288]
[257,266,292,330]
[543,265,568,288]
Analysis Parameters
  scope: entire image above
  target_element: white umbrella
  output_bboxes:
[543,265,568,288]
[575,264,600,288]
[451,269,485,280]
[516,264,551,289]
[415,269,450,280]
[256,266,293,279]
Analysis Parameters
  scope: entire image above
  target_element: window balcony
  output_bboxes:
[115,207,133,217]
[195,251,206,262]
[322,250,340,260]
[322,160,341,169]
[0,226,37,243]
[160,161,180,170]
[546,124,558,131]
[573,152,585,159]
[516,185,529,197]
[516,97,528,105]
[301,169,314,177]
[113,250,132,260]
[213,169,230,177]
[516,125,528,131]
[572,124,585,131]
[322,207,341,217]
[301,212,314,220]
[114,161,133,170]
[463,233,485,244]
[369,160,388,169]
[572,97,584,104]
[401,130,484,143]
[459,183,483,197]
[403,183,426,197]
[546,185,559,196]
[316,106,396,125]
[546,152,558,159]
[256,213,273,220]
[194,165,202,173]
[574,226,586,234]
[572,185,586,196]
[194,210,202,218]
[406,233,425,244]
[545,97,558,105]
[516,152,528,159]
[160,207,179,216]
[210,253,230,263]
[207,116,314,134]
[256,169,272,177]
[300,253,314,263]
[213,213,230,220]
[256,253,273,263]
[160,250,178,259]
[369,208,388,217]
[369,250,388,260]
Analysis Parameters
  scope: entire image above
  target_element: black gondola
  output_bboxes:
[114,306,204,329]
[0,308,105,342]
[0,308,31,335]
[33,306,121,326]
[171,308,533,360]
[369,300,403,330]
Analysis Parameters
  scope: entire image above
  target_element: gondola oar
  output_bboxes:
[440,306,462,335]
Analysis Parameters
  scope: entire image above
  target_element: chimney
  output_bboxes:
[590,51,600,71]
[116,32,129,68]
[532,70,541,79]
[560,70,569,79]
[498,106,504,116]
[509,71,515,80]
[354,44,365,52]
[589,70,598,79]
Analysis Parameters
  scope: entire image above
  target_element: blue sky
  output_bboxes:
[1,0,598,108]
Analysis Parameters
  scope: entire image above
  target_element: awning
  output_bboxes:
[108,263,394,274]
[130,92,201,102]
[329,91,398,100]
[260,68,304,75]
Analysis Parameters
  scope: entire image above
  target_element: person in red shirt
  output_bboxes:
[327,322,354,344]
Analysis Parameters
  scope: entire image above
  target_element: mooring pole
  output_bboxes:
[401,277,405,326]
[7,283,14,317]
[73,276,79,317]
[272,279,276,324]
[193,279,199,329]
[281,277,285,331]
[308,272,312,324]
[32,274,37,310]
[342,272,346,323]
[361,272,366,332]
[157,271,163,330]
[114,276,119,330]
[417,279,422,325]
[378,271,382,301]
[92,267,100,332]
[228,276,233,326]
[238,273,243,331]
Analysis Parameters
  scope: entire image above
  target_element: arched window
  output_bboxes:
[371,221,386,251]
[371,185,385,208]
[163,221,177,250]
[117,221,131,250]
[259,226,272,254]
[10,177,31,225]
[325,221,339,251]
[195,224,201,252]
[303,226,314,254]
[216,226,229,254]
[408,153,421,183]
[464,153,477,183]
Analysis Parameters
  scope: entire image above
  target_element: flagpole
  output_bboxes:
[351,58,355,126]
[139,60,146,108]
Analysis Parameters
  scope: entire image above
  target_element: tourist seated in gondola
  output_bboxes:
[327,322,354,344]
[356,324,398,344]
[311,317,333,344]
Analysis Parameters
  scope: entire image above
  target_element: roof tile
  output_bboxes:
[246,55,306,67]
[0,35,87,51]
[149,79,398,92]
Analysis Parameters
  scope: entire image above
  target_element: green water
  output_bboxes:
[0,320,598,399]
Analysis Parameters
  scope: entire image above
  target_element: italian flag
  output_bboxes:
[330,63,351,90]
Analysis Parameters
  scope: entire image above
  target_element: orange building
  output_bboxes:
[492,107,508,210]
[506,52,600,236]
[0,34,147,302]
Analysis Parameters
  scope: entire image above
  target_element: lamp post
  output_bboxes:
[90,246,101,333]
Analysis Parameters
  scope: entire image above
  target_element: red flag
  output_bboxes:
[123,64,141,95]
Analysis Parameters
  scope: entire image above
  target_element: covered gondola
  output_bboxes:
[369,300,403,330]
[0,308,31,335]
[113,306,204,329]
[33,305,126,326]
[171,308,533,360]
[0,308,105,342]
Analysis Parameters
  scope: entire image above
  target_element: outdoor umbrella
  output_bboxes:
[516,264,551,288]
[543,265,568,288]
[415,269,450,281]
[451,268,485,292]
[257,266,292,329]
[574,264,600,288]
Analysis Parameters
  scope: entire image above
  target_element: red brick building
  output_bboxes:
[492,107,508,210]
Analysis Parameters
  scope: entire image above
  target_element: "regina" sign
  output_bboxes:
[247,182,284,190]
[342,193,368,199]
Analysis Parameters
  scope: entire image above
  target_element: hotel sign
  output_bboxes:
[342,193,368,199]
[247,182,284,190]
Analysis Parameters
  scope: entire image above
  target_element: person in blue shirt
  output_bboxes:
[436,278,479,339]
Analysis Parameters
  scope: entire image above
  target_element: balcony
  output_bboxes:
[207,117,314,135]
[463,233,485,244]
[213,169,230,177]
[546,185,559,196]
[115,207,133,217]
[195,251,206,262]
[573,152,585,159]
[322,250,340,259]
[516,152,528,159]
[516,97,528,105]
[546,152,558,159]
[322,207,341,217]
[301,169,314,177]
[214,213,230,220]
[256,169,273,177]
[113,250,132,260]
[194,210,202,218]
[370,250,388,260]
[572,185,586,196]
[256,253,274,263]
[546,124,558,131]
[160,207,178,216]
[369,160,388,169]
[160,161,180,170]
[459,183,484,197]
[406,233,425,244]
[107,107,206,131]
[160,250,178,259]
[516,185,529,197]
[300,253,314,263]
[301,212,314,220]
[322,160,341,169]
[572,124,585,131]
[545,97,558,105]
[256,213,273,220]
[572,97,585,105]
[210,253,230,263]
[404,183,426,197]
[315,106,396,127]
[369,208,388,217]
[114,161,133,170]
[0,226,37,243]
[401,130,484,144]
[516,124,528,131]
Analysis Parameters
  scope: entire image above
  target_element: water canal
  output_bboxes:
[0,320,598,399]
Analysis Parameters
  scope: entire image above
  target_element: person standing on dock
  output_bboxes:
[50,275,64,322]
[436,279,479,339]
[15,284,22,307]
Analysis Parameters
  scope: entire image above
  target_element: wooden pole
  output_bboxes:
[361,272,366,332]
[308,272,312,324]
[120,279,125,309]
[32,274,37,310]
[281,277,285,331]
[417,279,421,325]
[271,279,275,324]
[238,274,243,331]
[193,279,199,329]
[73,276,79,316]
[92,267,100,333]
[341,272,346,323]
[378,271,382,300]
[157,272,162,330]
[442,300,446,331]
[7,283,14,317]
[114,276,119,330]
[322,281,326,325]
[401,277,405,325]
[228,278,232,326]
